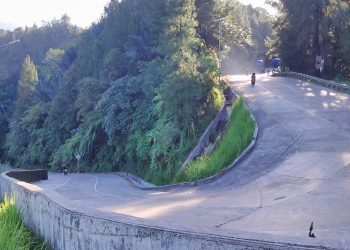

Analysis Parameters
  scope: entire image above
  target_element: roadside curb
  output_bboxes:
[118,88,259,191]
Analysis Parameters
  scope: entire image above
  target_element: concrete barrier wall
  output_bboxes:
[6,169,48,182]
[0,172,328,250]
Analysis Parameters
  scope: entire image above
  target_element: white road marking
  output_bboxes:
[53,177,72,190]
[93,176,131,200]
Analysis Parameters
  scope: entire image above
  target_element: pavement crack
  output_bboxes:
[255,180,263,208]
[271,172,328,181]
[215,182,263,229]
[214,207,260,228]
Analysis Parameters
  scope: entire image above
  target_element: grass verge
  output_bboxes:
[0,195,50,250]
[173,97,255,183]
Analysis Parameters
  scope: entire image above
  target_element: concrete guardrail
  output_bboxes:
[274,71,350,94]
[0,171,339,250]
[6,169,48,183]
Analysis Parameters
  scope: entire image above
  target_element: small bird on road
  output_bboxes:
[309,222,316,238]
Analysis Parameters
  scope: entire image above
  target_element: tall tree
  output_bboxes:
[16,55,38,115]
[1,0,267,184]
[5,56,39,166]
[267,0,350,77]
[0,15,80,160]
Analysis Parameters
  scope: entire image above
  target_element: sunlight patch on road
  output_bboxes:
[305,92,315,97]
[17,181,43,192]
[147,191,169,196]
[320,90,330,97]
[105,197,206,219]
[320,90,337,97]
[148,190,195,197]
[336,95,349,101]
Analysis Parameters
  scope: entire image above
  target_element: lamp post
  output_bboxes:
[214,17,225,80]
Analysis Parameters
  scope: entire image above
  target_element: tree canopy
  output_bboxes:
[266,0,350,79]
[0,0,273,184]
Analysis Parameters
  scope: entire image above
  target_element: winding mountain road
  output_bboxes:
[34,74,350,248]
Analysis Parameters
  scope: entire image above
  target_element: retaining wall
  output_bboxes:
[0,172,335,250]
[181,87,236,169]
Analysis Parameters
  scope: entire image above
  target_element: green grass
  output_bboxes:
[0,195,50,250]
[173,97,255,183]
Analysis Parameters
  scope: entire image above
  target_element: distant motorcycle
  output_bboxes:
[251,73,256,86]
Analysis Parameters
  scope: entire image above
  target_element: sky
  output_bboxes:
[0,0,111,30]
[237,0,277,15]
[0,0,276,31]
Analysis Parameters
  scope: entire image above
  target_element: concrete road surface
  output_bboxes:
[34,74,350,248]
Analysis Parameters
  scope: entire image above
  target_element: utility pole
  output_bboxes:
[219,19,222,71]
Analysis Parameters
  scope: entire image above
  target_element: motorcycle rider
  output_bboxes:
[251,72,256,86]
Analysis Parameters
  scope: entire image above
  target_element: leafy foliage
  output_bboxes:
[1,0,271,184]
[45,0,224,181]
[0,16,80,160]
[266,0,350,78]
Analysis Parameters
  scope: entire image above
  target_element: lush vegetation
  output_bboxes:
[0,0,272,185]
[0,163,10,173]
[0,16,81,160]
[0,195,49,250]
[174,98,254,183]
[266,0,350,81]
